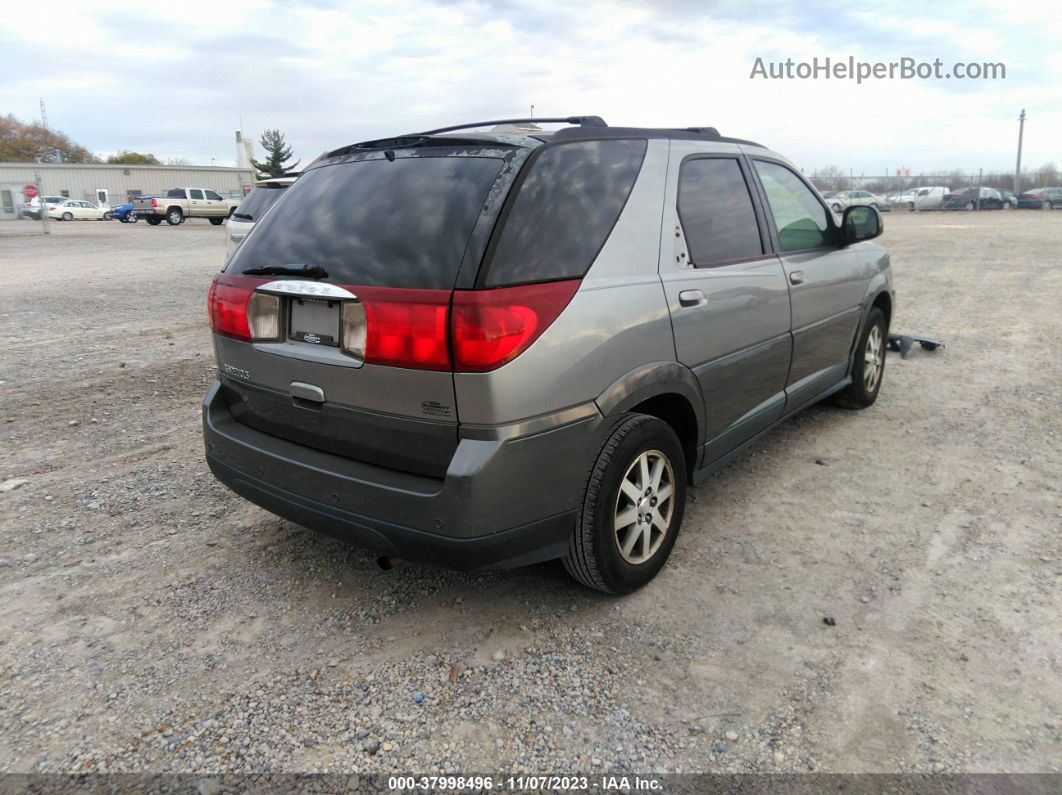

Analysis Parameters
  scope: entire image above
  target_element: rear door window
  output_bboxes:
[753,160,831,252]
[677,157,763,267]
[190,189,204,200]
[483,139,647,287]
[232,185,288,222]
[227,154,506,289]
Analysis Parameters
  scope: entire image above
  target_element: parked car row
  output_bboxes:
[881,185,1061,211]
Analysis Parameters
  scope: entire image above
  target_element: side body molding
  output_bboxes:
[594,360,706,447]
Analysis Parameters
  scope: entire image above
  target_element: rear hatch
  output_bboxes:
[210,143,527,478]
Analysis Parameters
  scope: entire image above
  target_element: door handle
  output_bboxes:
[789,270,806,285]
[678,289,706,307]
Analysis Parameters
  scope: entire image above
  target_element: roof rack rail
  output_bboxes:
[413,116,607,135]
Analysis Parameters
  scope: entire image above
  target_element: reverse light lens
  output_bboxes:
[341,300,367,360]
[452,280,580,372]
[248,293,280,341]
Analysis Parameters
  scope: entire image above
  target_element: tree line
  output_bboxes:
[1,112,298,176]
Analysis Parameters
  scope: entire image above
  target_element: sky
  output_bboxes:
[2,0,1059,175]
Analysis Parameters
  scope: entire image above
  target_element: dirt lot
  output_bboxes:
[0,214,1059,775]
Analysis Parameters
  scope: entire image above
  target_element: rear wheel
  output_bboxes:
[1045,201,1054,210]
[209,217,225,226]
[832,307,887,409]
[62,212,73,221]
[563,414,687,594]
[166,208,183,225]
[964,201,975,211]
[146,217,162,226]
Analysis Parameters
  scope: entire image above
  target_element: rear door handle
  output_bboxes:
[678,289,706,307]
[788,270,806,285]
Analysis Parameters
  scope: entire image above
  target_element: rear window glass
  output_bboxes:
[166,189,186,198]
[484,139,647,287]
[231,185,289,222]
[227,155,505,289]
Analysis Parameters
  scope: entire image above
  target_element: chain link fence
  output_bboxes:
[807,165,1060,211]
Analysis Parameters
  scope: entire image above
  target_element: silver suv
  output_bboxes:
[203,116,893,593]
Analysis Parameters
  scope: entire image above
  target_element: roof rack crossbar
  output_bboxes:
[412,116,608,136]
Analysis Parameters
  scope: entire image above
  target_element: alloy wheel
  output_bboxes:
[613,450,675,565]
[864,324,884,393]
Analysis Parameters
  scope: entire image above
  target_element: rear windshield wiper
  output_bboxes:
[241,264,329,280]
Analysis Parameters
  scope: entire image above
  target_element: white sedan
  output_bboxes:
[48,200,111,221]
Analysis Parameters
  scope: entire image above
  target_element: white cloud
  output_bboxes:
[1,0,1057,173]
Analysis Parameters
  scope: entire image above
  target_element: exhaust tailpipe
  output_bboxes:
[376,556,404,571]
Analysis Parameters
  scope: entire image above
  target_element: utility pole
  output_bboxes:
[39,98,48,130]
[1014,109,1026,194]
[530,104,535,119]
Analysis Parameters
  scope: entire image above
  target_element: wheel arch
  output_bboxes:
[595,362,705,478]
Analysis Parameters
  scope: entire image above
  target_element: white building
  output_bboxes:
[0,162,255,220]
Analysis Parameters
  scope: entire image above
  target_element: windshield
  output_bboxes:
[227,153,506,289]
[231,184,289,222]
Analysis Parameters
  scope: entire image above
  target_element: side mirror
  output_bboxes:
[842,205,882,244]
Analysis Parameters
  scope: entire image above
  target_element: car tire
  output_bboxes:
[964,201,975,211]
[907,202,915,211]
[209,217,225,226]
[1045,201,1054,211]
[146,217,162,225]
[832,307,888,410]
[103,212,113,220]
[166,208,184,225]
[563,414,687,594]
[62,212,73,221]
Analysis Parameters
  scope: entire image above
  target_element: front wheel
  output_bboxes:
[166,208,184,225]
[62,212,73,221]
[1045,201,1054,211]
[103,212,113,220]
[832,307,887,409]
[563,414,687,594]
[146,217,162,225]
[964,201,975,211]
[208,217,225,226]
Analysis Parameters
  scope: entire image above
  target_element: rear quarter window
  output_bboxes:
[483,139,647,287]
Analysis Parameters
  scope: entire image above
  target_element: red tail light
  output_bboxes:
[208,273,268,341]
[151,198,158,207]
[452,280,580,372]
[353,287,452,371]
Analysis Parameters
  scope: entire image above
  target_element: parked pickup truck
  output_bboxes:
[133,188,239,226]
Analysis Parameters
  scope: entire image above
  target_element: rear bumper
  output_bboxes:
[203,379,602,570]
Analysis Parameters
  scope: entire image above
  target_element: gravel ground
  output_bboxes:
[0,214,1059,775]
